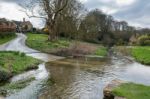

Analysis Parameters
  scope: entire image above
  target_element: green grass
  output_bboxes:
[0,51,41,82]
[0,34,16,45]
[26,33,71,53]
[131,46,150,65]
[94,47,107,57]
[113,83,150,99]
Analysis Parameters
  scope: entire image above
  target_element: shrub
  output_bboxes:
[20,52,26,57]
[0,68,12,82]
[138,35,150,46]
[43,28,49,34]
[13,51,20,55]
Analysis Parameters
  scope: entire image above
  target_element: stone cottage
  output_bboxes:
[14,18,33,33]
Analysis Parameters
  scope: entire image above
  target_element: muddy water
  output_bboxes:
[40,55,150,99]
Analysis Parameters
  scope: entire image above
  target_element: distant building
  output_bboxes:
[14,18,33,33]
[0,18,16,32]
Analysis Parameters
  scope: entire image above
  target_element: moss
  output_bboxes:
[113,83,150,99]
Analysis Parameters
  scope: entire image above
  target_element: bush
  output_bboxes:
[43,28,49,34]
[20,52,26,57]
[138,35,150,46]
[0,32,15,38]
[0,68,12,82]
[13,51,20,55]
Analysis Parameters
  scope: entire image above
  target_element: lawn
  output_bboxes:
[0,33,16,45]
[113,83,150,99]
[131,46,150,65]
[26,33,71,53]
[0,51,41,82]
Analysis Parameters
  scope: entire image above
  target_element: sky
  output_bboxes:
[0,0,150,28]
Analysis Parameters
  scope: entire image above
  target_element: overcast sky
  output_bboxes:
[0,0,150,28]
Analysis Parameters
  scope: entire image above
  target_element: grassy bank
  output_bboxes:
[94,47,108,57]
[131,46,150,65]
[114,46,150,65]
[26,33,108,57]
[113,83,150,99]
[0,51,41,82]
[26,33,71,53]
[0,33,16,45]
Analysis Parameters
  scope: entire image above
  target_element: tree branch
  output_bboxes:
[20,9,47,19]
[53,0,69,21]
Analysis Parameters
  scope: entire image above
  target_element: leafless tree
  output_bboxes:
[20,0,69,41]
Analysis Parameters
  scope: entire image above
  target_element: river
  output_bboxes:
[0,33,150,99]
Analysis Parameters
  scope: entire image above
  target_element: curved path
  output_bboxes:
[0,33,63,62]
[0,33,63,99]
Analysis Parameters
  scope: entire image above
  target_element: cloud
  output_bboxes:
[79,0,88,3]
[0,0,150,28]
[0,1,44,28]
[115,0,136,6]
[82,0,150,28]
[113,0,150,28]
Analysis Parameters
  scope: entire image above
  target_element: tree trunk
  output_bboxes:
[47,24,57,41]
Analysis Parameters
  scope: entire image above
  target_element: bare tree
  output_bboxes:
[20,0,69,41]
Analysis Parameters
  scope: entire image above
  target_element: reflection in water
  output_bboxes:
[40,56,150,99]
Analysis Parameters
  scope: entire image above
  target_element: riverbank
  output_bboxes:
[114,46,150,65]
[0,33,16,45]
[131,46,150,65]
[26,33,108,57]
[104,80,150,99]
[0,51,41,83]
[0,78,35,96]
[113,83,150,99]
[26,33,71,54]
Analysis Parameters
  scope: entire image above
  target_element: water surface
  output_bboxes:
[40,56,150,99]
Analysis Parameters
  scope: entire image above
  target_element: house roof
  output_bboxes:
[0,18,16,27]
[13,21,32,27]
[0,18,7,22]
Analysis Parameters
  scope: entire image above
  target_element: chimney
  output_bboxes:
[23,18,25,22]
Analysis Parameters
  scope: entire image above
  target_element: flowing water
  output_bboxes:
[39,55,150,99]
[0,33,150,99]
[0,33,63,99]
